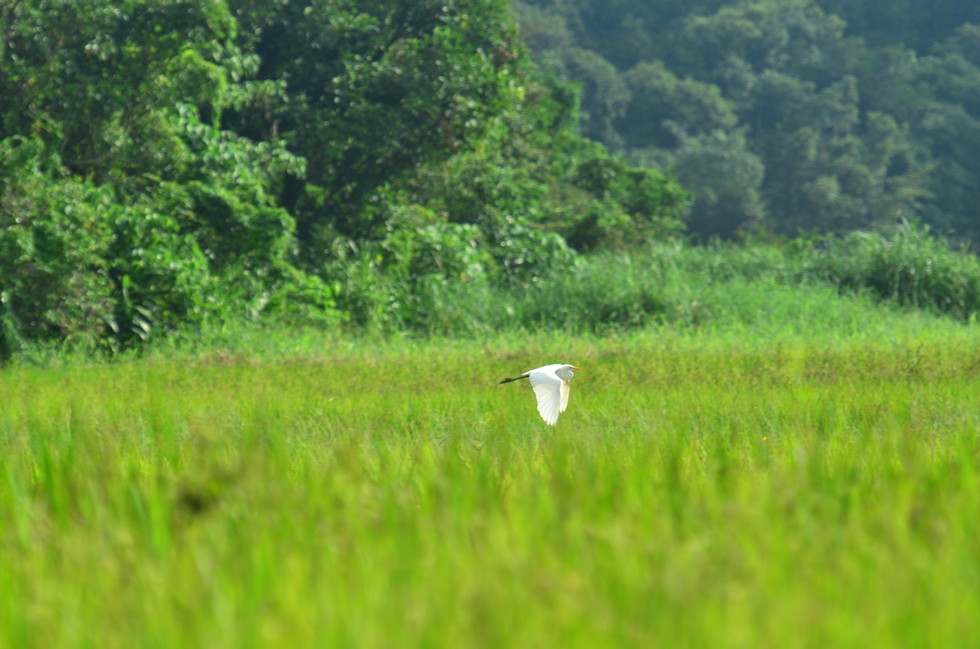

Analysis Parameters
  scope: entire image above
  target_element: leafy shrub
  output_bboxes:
[0,135,337,357]
[324,205,498,330]
[380,156,575,285]
[107,197,219,344]
[0,138,117,357]
[514,254,668,332]
[810,220,980,320]
[566,151,690,250]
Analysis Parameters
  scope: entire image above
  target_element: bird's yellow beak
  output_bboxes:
[572,366,583,370]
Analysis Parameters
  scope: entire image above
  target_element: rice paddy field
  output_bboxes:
[3,313,980,647]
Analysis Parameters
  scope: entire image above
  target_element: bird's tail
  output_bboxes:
[499,375,529,385]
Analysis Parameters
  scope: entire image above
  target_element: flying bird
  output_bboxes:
[499,364,583,425]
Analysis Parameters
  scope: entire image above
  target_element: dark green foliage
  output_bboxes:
[565,150,689,250]
[0,0,340,349]
[7,0,980,352]
[306,47,689,322]
[668,129,766,239]
[814,0,980,51]
[552,46,631,147]
[620,61,737,149]
[0,138,116,350]
[513,0,980,240]
[0,0,692,350]
[233,0,532,246]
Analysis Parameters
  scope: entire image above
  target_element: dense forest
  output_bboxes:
[515,0,980,238]
[0,0,690,354]
[3,0,980,356]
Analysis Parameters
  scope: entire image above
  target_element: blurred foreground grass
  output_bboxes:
[2,329,980,647]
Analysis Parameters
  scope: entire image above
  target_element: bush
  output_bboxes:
[0,136,339,357]
[0,138,117,357]
[565,152,690,250]
[810,220,980,320]
[514,254,668,332]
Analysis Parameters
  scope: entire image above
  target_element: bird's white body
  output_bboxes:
[504,363,581,425]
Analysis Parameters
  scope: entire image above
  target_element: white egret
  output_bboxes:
[499,364,583,425]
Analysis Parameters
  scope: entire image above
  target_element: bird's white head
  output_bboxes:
[556,365,583,380]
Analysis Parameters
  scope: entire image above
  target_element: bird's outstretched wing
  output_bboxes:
[529,368,563,425]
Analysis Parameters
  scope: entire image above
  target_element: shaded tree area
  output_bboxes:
[0,0,689,353]
[513,0,980,240]
[816,0,980,51]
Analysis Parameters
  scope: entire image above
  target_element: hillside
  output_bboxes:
[514,0,980,239]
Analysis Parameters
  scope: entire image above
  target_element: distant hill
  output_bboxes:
[513,0,980,240]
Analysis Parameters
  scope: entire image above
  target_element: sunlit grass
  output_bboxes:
[2,325,980,646]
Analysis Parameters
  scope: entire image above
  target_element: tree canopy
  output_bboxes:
[6,0,980,355]
[514,0,980,240]
[0,0,688,353]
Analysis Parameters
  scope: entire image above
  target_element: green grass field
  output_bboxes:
[3,317,980,647]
